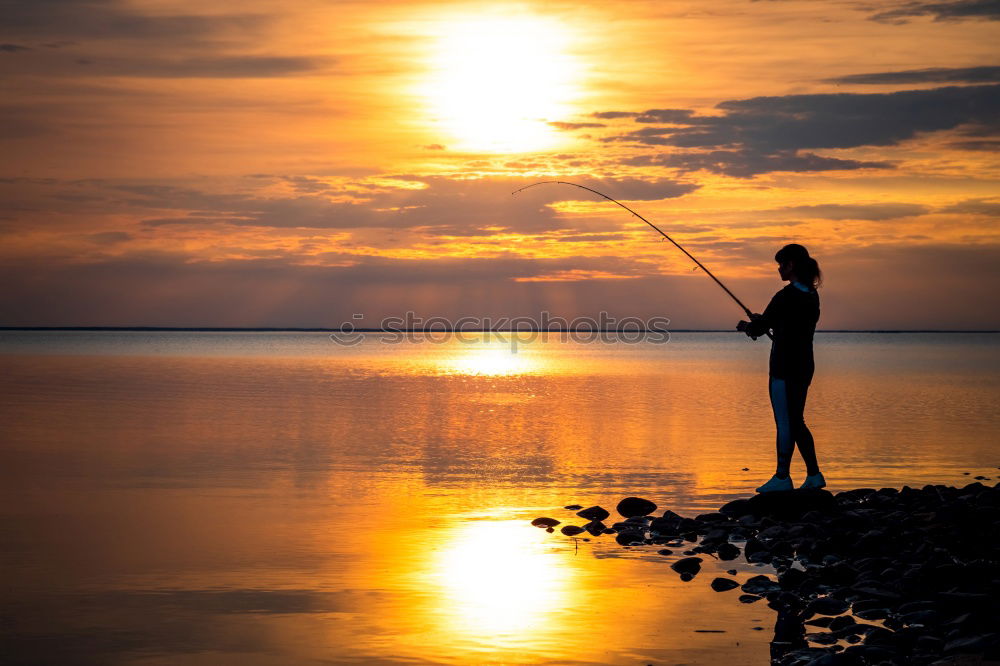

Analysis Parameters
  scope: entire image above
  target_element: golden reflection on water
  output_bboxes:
[429,520,573,644]
[437,343,543,376]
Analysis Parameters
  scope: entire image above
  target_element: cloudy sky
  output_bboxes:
[2,0,998,328]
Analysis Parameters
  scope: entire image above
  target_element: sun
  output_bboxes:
[422,13,581,153]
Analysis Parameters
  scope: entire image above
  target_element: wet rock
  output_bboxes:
[745,489,836,520]
[670,557,702,576]
[616,497,657,518]
[679,572,694,582]
[583,520,606,536]
[560,525,585,536]
[531,517,560,528]
[564,504,582,510]
[717,543,741,561]
[829,615,856,631]
[741,574,780,596]
[576,506,610,522]
[809,596,850,616]
[720,498,752,517]
[710,577,739,592]
[615,531,645,546]
[657,548,673,555]
[739,594,762,604]
[545,527,554,533]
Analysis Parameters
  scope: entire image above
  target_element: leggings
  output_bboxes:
[769,376,819,477]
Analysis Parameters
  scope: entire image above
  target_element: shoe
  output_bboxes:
[756,474,793,493]
[799,472,826,490]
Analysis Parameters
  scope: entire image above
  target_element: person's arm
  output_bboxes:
[738,291,783,338]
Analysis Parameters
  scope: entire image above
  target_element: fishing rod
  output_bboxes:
[512,180,757,320]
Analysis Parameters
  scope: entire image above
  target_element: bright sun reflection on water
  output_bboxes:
[422,12,581,152]
[431,521,572,642]
[440,345,540,375]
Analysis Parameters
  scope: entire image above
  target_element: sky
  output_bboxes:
[1,0,998,329]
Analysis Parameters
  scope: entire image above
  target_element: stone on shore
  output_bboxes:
[710,577,740,592]
[531,517,560,528]
[576,506,610,522]
[616,497,657,518]
[670,557,702,576]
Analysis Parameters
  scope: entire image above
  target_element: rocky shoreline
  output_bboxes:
[532,482,1000,665]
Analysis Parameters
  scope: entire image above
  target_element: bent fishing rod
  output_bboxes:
[512,180,757,320]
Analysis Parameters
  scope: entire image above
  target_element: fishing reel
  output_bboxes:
[737,314,766,341]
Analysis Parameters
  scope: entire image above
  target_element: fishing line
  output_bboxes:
[512,180,756,319]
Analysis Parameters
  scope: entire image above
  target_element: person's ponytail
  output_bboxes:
[775,243,822,288]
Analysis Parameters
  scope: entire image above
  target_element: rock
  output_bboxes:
[745,488,836,520]
[616,497,657,518]
[545,527,554,533]
[615,531,645,546]
[531,517,560,528]
[829,615,856,631]
[583,520,606,536]
[710,577,740,592]
[564,504,582,510]
[560,525,585,536]
[679,572,694,582]
[671,557,703,576]
[809,596,850,616]
[739,594,762,604]
[727,569,737,575]
[657,548,673,555]
[576,506,610,522]
[720,498,752,517]
[741,574,780,596]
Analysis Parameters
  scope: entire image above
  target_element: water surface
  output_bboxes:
[1,331,998,665]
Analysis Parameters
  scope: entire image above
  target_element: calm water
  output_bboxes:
[1,331,998,665]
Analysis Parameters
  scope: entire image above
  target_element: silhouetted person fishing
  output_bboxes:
[514,186,826,494]
[738,244,824,493]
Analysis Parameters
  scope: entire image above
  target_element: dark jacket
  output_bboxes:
[747,283,820,382]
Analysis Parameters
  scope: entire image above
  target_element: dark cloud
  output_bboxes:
[615,85,999,151]
[602,84,999,176]
[871,0,1000,23]
[622,150,889,178]
[121,175,698,231]
[939,198,1000,216]
[592,111,639,119]
[1,43,31,52]
[774,203,929,220]
[946,139,1000,150]
[548,121,607,130]
[1,0,266,42]
[562,177,699,201]
[62,55,334,78]
[634,109,696,124]
[827,66,1000,85]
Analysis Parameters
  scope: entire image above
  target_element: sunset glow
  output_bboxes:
[422,13,581,152]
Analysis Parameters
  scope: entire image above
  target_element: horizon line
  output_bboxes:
[1,326,998,334]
